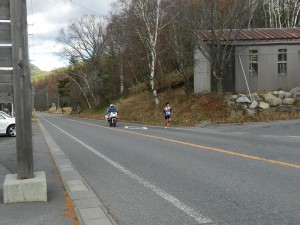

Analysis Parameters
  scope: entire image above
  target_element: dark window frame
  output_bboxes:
[278,49,287,76]
[249,50,258,76]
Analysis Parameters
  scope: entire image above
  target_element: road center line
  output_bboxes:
[39,115,213,224]
[65,117,300,170]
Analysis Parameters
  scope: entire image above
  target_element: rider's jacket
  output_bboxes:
[107,107,117,113]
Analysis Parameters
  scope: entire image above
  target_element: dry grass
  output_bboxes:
[83,88,228,126]
[79,84,300,126]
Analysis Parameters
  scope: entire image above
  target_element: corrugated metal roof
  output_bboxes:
[199,28,300,42]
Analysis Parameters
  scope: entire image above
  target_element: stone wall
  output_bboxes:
[226,87,300,116]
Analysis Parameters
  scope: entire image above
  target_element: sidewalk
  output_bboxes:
[0,119,115,225]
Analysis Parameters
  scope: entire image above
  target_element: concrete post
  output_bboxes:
[194,48,211,93]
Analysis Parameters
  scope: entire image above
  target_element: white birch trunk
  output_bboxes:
[135,0,161,106]
[248,0,258,28]
[292,1,300,27]
[150,48,159,105]
[120,56,124,94]
[269,0,273,27]
[69,77,92,108]
[75,72,97,104]
[276,0,282,28]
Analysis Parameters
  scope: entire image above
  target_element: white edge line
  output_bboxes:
[38,115,213,224]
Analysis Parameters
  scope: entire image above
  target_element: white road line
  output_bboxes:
[125,126,148,130]
[262,135,300,142]
[39,115,213,224]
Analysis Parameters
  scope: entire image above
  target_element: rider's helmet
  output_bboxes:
[110,104,114,107]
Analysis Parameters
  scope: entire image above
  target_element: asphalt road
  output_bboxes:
[37,113,300,225]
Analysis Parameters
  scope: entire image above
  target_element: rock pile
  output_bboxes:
[226,87,300,116]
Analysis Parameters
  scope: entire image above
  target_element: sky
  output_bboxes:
[27,0,115,71]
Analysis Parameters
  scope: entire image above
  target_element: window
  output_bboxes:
[249,50,258,76]
[278,49,287,76]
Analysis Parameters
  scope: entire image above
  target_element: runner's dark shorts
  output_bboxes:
[165,115,171,119]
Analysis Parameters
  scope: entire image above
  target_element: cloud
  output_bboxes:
[27,0,115,71]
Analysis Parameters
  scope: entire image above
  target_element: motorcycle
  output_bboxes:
[106,112,119,127]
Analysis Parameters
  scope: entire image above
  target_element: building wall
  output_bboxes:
[235,44,300,93]
[194,48,211,93]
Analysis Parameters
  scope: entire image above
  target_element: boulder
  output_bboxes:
[252,95,261,102]
[62,107,72,115]
[236,96,251,103]
[249,100,258,109]
[247,93,261,102]
[262,93,282,107]
[237,93,246,98]
[290,87,300,98]
[270,98,283,107]
[48,104,57,113]
[279,91,292,99]
[259,101,270,109]
[262,93,273,101]
[283,98,296,105]
[229,95,238,102]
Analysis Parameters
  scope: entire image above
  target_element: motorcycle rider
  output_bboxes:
[107,104,118,114]
[106,104,118,122]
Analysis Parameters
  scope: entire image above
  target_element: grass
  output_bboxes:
[78,85,300,127]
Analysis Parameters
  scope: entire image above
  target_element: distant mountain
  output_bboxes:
[30,64,51,82]
[30,64,41,72]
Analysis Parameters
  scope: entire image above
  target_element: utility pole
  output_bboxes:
[2,0,46,204]
[10,0,34,179]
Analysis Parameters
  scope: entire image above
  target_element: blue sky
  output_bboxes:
[27,0,114,71]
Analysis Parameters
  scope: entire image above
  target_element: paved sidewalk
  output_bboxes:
[0,119,116,225]
[0,119,74,225]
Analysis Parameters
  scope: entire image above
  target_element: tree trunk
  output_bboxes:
[213,70,223,96]
[150,49,159,106]
[216,78,223,96]
[120,56,124,95]
[70,77,92,108]
[150,70,159,106]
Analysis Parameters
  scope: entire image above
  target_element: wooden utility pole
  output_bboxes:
[10,0,34,179]
[0,0,13,104]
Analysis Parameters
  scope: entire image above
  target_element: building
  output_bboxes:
[194,28,300,94]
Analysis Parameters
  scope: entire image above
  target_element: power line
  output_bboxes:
[66,0,106,17]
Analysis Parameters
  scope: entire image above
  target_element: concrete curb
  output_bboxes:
[37,119,117,225]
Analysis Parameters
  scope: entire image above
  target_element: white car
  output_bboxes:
[0,111,16,137]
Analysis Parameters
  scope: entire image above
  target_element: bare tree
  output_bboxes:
[248,0,259,28]
[163,0,194,97]
[262,0,300,28]
[185,0,253,94]
[106,12,128,95]
[114,0,176,106]
[56,15,106,108]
